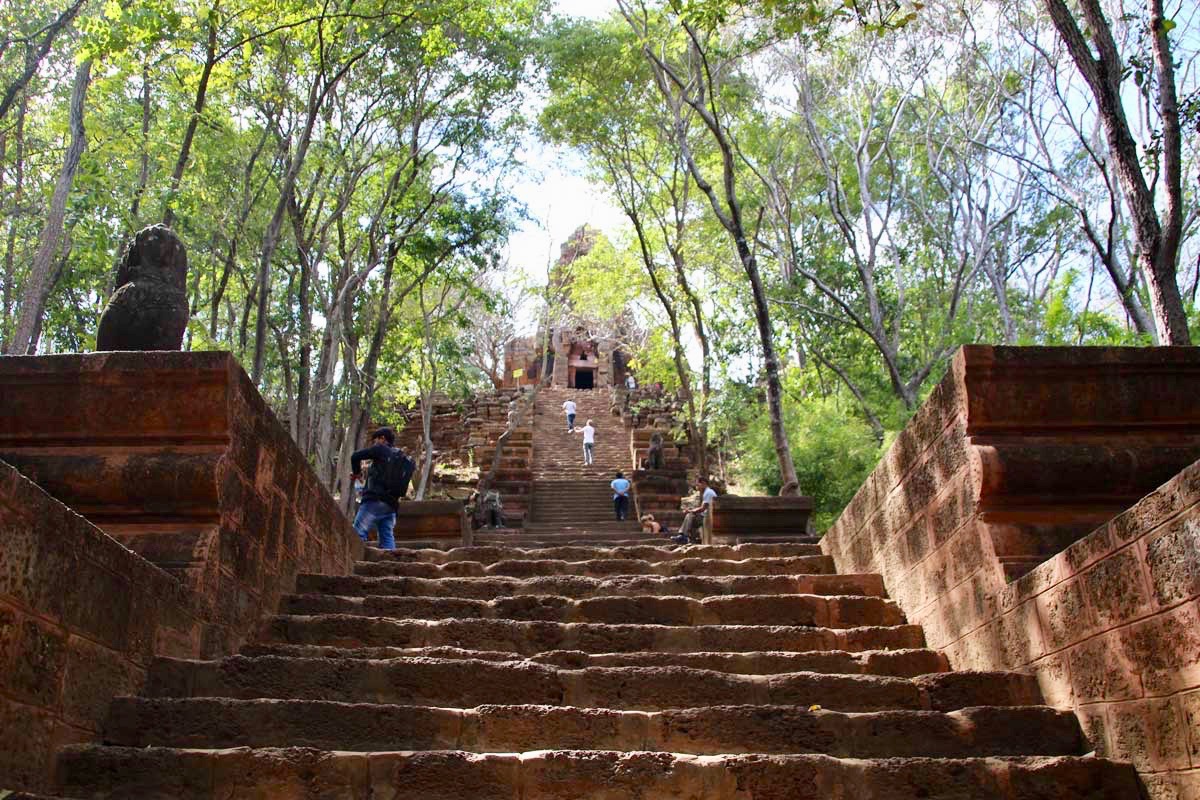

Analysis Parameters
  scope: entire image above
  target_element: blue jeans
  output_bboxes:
[567,413,576,430]
[354,499,396,549]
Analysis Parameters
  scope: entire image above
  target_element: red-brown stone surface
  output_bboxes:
[821,345,1200,799]
[0,352,364,793]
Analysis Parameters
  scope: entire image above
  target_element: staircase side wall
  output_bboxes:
[951,457,1200,798]
[821,345,1200,800]
[0,461,204,794]
[0,352,363,657]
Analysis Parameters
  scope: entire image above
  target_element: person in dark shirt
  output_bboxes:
[349,427,404,549]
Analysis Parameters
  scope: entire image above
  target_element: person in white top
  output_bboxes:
[625,374,636,390]
[680,477,717,543]
[572,419,596,464]
[562,398,577,432]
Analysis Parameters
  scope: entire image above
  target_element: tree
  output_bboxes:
[620,0,801,494]
[6,58,91,354]
[1041,0,1191,344]
[542,17,714,474]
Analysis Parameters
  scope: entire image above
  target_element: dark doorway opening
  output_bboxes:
[574,369,595,390]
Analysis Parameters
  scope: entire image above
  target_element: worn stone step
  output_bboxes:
[58,747,1141,799]
[367,543,826,564]
[516,524,645,531]
[264,615,927,655]
[143,655,1036,712]
[105,698,1083,759]
[279,593,906,629]
[723,535,823,546]
[296,573,884,601]
[239,644,949,677]
[354,555,836,578]
[472,538,666,548]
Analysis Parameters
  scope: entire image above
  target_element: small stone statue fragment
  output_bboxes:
[96,225,189,351]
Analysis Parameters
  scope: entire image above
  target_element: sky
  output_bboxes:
[500,0,624,333]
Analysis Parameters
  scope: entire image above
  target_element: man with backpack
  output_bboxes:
[349,426,415,550]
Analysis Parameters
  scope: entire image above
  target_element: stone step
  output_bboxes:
[239,644,949,677]
[58,747,1140,799]
[367,543,825,564]
[296,572,884,601]
[143,655,1037,712]
[279,593,906,629]
[472,538,679,548]
[104,698,1083,759]
[353,554,836,578]
[518,524,647,533]
[264,615,927,655]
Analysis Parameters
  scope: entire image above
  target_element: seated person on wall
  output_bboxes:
[679,477,717,543]
[641,432,665,470]
[482,490,505,529]
[349,427,415,550]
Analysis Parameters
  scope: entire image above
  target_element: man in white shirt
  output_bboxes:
[625,374,636,390]
[562,398,577,431]
[574,419,595,465]
[680,477,717,543]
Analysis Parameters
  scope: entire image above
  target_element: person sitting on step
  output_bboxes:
[481,490,505,529]
[639,514,661,535]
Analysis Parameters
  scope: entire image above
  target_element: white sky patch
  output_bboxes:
[554,0,620,20]
[500,0,626,334]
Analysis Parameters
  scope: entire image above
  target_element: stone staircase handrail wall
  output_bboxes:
[820,344,1200,798]
[703,495,815,545]
[0,352,364,658]
[0,460,204,793]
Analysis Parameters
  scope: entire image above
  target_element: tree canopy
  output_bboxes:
[1,0,1196,517]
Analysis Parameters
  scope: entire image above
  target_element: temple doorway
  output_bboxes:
[574,368,595,389]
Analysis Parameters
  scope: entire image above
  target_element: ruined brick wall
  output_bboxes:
[821,345,1200,800]
[0,462,204,793]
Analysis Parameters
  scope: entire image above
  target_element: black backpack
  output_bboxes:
[379,447,416,499]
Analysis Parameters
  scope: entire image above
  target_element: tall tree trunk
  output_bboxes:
[161,3,219,228]
[128,61,152,224]
[0,0,87,122]
[209,126,269,339]
[668,243,711,476]
[627,213,701,474]
[1,88,28,349]
[253,76,322,382]
[1042,0,1190,344]
[630,18,800,493]
[7,59,91,354]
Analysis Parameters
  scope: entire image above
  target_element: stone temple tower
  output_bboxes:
[501,225,635,391]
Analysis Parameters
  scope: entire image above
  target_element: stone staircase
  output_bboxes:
[531,386,630,480]
[57,529,1139,797]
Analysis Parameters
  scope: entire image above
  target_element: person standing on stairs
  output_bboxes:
[348,426,413,550]
[611,471,631,521]
[562,397,577,432]
[573,418,596,465]
[680,477,717,543]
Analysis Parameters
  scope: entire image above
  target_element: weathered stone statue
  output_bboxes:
[96,225,189,351]
[644,431,665,470]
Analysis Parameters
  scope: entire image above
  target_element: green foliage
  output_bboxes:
[1036,269,1153,347]
[737,393,884,530]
